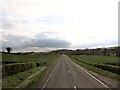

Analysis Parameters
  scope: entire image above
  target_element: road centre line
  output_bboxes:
[74,86,77,90]
[42,63,56,89]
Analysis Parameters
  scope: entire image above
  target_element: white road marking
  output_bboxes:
[42,83,46,89]
[74,86,77,90]
[65,59,77,89]
[16,67,46,88]
[68,70,71,73]
[67,57,111,89]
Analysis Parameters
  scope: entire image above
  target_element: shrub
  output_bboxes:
[36,62,42,67]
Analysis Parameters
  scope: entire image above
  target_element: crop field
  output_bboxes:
[71,55,119,64]
[2,53,58,64]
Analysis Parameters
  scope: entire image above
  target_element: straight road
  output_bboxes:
[42,55,110,89]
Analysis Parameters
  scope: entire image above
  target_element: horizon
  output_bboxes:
[1,45,119,53]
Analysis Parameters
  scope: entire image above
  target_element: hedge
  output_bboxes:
[105,63,120,67]
[93,64,120,75]
[2,62,36,78]
[70,56,120,75]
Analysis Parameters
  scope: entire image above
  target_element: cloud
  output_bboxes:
[2,32,71,51]
[1,22,14,30]
[0,0,118,52]
[0,9,18,30]
[26,38,71,48]
[75,38,118,49]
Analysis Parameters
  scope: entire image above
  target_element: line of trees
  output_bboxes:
[3,46,120,57]
[50,47,120,57]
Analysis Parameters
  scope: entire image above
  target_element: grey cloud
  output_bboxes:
[2,34,27,49]
[25,38,71,48]
[1,22,14,30]
[2,32,71,51]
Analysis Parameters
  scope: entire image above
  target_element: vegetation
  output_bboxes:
[2,62,36,77]
[71,55,119,64]
[6,47,12,54]
[2,53,59,88]
[2,53,58,64]
[69,55,120,79]
[50,46,120,56]
[2,66,45,88]
[70,57,120,80]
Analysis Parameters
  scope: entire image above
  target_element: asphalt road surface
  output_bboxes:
[42,55,110,89]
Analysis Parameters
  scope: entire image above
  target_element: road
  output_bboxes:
[42,55,110,89]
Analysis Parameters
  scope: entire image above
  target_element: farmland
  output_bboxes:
[70,55,120,79]
[71,55,119,64]
[2,53,59,88]
[1,52,120,88]
[2,53,58,64]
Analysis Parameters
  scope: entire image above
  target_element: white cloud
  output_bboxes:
[0,0,119,52]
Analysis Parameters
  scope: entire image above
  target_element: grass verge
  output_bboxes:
[24,66,47,88]
[69,56,120,80]
[2,66,46,88]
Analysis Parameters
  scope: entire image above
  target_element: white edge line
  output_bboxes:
[16,67,46,88]
[67,56,111,89]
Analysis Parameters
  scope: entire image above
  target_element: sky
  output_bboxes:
[0,0,119,52]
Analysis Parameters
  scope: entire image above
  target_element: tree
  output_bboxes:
[6,47,12,53]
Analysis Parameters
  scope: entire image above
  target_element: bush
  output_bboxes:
[36,62,42,67]
[2,62,36,78]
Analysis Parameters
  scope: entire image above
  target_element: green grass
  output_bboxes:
[69,55,120,80]
[26,58,59,88]
[2,53,59,88]
[25,66,47,88]
[2,66,46,88]
[72,55,119,64]
[2,53,58,63]
[70,57,120,80]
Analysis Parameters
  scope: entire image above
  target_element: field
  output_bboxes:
[2,66,46,88]
[70,55,120,79]
[71,55,119,64]
[2,53,58,64]
[2,53,59,88]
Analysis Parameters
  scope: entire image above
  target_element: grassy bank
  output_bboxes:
[2,66,46,88]
[69,55,120,80]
